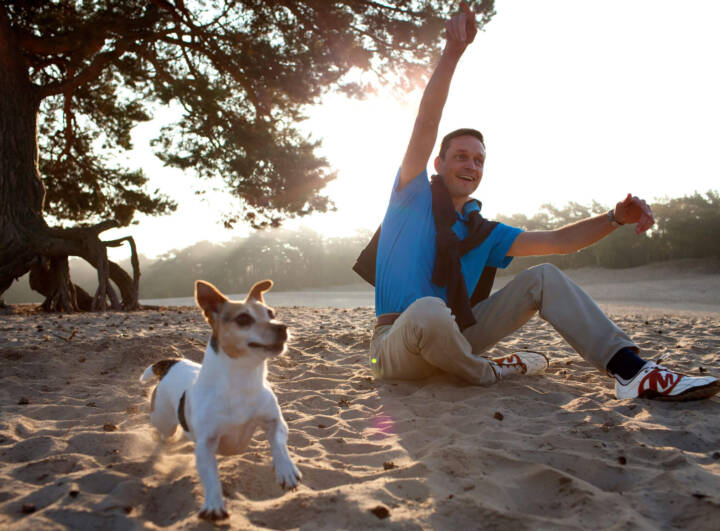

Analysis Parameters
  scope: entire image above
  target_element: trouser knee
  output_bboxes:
[517,263,565,291]
[404,297,457,332]
[521,262,561,281]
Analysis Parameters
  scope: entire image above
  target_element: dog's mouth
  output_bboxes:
[248,341,286,354]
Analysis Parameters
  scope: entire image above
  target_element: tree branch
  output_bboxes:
[38,48,122,98]
[13,27,102,56]
[349,25,399,51]
[346,0,413,15]
[148,0,186,26]
[48,220,119,240]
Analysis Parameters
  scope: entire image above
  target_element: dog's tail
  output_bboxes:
[139,365,155,384]
[140,359,182,384]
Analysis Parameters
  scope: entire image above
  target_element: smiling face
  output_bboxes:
[433,134,486,210]
[195,279,288,361]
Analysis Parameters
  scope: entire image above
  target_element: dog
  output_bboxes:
[139,279,301,520]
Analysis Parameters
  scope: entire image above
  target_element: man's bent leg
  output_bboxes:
[370,297,497,385]
[463,264,636,372]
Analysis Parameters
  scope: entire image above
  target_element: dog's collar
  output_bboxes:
[178,391,190,432]
[210,335,219,354]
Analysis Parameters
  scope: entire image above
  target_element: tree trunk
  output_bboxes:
[0,19,140,312]
[0,21,48,296]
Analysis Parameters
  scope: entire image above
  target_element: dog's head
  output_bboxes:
[194,279,288,361]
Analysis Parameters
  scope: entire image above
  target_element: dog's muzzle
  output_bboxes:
[248,323,288,354]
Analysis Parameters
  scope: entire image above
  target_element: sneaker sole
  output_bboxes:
[640,380,720,402]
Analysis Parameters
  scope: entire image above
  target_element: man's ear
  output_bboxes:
[433,155,442,173]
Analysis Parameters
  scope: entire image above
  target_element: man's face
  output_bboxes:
[434,135,485,201]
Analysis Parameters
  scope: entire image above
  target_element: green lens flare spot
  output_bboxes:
[371,358,377,364]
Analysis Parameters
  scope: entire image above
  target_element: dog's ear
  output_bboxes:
[247,279,273,303]
[195,280,227,323]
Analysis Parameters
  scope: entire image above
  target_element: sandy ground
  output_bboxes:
[1,267,720,530]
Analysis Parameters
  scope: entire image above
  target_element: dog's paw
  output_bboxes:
[275,459,302,490]
[198,505,229,521]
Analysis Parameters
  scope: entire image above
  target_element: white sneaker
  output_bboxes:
[490,351,549,380]
[615,361,720,401]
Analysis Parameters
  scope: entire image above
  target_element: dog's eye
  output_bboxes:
[267,309,275,319]
[235,313,254,327]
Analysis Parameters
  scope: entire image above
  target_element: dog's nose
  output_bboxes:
[274,323,288,340]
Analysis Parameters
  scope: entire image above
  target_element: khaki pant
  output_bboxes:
[370,263,637,386]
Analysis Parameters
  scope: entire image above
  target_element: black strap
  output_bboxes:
[471,265,497,305]
[178,391,189,432]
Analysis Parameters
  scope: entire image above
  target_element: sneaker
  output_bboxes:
[490,351,549,380]
[615,361,720,401]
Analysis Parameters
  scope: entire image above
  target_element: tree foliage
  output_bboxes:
[1,0,496,310]
[6,0,496,229]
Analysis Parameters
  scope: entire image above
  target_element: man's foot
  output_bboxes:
[615,361,720,401]
[490,352,548,380]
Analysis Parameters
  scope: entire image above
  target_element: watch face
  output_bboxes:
[608,210,619,226]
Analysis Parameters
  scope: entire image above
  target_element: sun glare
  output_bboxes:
[288,92,418,238]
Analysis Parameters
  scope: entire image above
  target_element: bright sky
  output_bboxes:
[104,0,720,261]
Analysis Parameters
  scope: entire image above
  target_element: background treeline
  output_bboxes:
[5,191,719,302]
[137,229,373,298]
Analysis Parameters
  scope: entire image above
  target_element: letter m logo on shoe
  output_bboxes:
[639,367,681,396]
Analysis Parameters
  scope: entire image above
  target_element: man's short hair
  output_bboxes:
[439,128,485,159]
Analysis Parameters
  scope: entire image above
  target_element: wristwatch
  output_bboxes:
[607,209,624,227]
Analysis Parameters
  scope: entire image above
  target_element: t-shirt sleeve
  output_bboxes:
[389,168,428,207]
[487,223,524,268]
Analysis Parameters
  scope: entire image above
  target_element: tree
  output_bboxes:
[0,0,496,311]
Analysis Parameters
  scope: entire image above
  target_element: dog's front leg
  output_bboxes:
[195,436,228,520]
[266,417,301,490]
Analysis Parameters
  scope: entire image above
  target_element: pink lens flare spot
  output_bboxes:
[371,414,395,436]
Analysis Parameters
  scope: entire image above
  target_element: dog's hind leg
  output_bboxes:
[149,387,178,439]
[195,436,228,520]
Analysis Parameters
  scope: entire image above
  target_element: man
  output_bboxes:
[367,4,719,401]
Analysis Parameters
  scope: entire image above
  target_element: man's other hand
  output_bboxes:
[615,194,655,234]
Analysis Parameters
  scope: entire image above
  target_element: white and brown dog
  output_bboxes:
[140,279,301,520]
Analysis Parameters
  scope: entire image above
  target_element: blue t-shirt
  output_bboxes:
[375,169,523,316]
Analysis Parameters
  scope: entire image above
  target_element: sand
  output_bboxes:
[1,267,720,530]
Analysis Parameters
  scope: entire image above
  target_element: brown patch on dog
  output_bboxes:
[151,359,180,379]
[247,279,273,303]
[195,280,228,325]
[150,385,158,412]
[217,326,248,359]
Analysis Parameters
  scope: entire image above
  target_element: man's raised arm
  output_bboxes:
[398,3,477,190]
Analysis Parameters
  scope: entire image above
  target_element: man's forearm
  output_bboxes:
[509,213,617,257]
[416,47,464,129]
[552,214,616,254]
